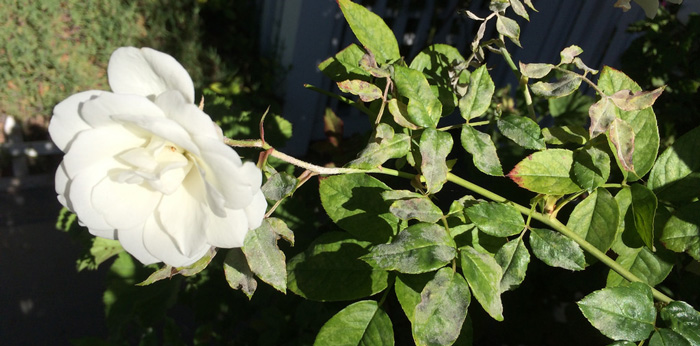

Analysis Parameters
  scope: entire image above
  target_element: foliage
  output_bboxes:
[58,0,700,344]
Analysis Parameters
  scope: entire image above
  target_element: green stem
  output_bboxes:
[498,43,536,120]
[445,173,673,304]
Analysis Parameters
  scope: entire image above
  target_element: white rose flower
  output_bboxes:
[49,47,267,267]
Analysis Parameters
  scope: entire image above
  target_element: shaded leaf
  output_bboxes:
[660,301,700,345]
[542,125,588,145]
[138,248,217,285]
[629,184,657,250]
[390,197,444,223]
[287,232,389,301]
[361,223,456,274]
[497,115,546,150]
[648,126,700,202]
[348,124,411,169]
[318,44,371,82]
[661,201,700,261]
[314,300,394,346]
[571,146,611,192]
[508,149,582,195]
[495,236,530,292]
[461,125,503,176]
[319,173,399,244]
[413,267,471,346]
[338,0,400,63]
[567,188,619,262]
[395,273,435,323]
[224,248,257,299]
[465,202,525,237]
[605,246,673,287]
[460,246,504,321]
[529,228,585,271]
[649,329,692,346]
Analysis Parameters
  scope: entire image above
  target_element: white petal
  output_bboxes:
[62,125,146,179]
[108,47,195,103]
[111,113,200,156]
[117,225,160,265]
[91,175,162,230]
[49,90,103,151]
[205,208,249,248]
[142,216,210,267]
[67,163,119,231]
[55,162,70,207]
[155,91,220,140]
[245,191,267,230]
[154,171,210,257]
[88,227,117,240]
[80,92,166,128]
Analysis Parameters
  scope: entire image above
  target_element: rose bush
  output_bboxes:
[49,47,266,267]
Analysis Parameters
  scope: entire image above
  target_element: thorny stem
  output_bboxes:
[225,137,673,304]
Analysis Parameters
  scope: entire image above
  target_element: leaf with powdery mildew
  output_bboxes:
[337,79,383,102]
[609,87,664,111]
[337,0,399,63]
[420,128,453,193]
[313,300,394,346]
[508,149,582,195]
[460,246,504,321]
[608,117,636,174]
[461,125,503,176]
[588,97,617,139]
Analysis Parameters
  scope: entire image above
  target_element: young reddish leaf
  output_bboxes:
[609,87,664,111]
[608,117,636,174]
[588,97,617,139]
[323,107,344,147]
[337,79,383,102]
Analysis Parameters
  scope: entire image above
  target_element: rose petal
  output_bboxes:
[55,162,70,208]
[80,92,166,128]
[155,91,220,140]
[111,114,201,156]
[91,175,162,230]
[155,171,210,257]
[88,227,117,240]
[67,162,121,231]
[142,216,210,267]
[117,225,160,265]
[108,47,195,103]
[62,125,146,179]
[244,191,267,230]
[205,208,249,248]
[49,90,103,151]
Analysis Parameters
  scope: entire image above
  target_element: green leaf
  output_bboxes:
[262,171,298,201]
[597,66,659,182]
[287,232,389,301]
[660,301,700,345]
[559,45,583,65]
[460,246,504,321]
[496,15,521,46]
[648,126,700,202]
[337,79,383,102]
[577,282,656,341]
[609,87,664,111]
[319,44,371,82]
[319,173,399,244]
[461,125,503,176]
[497,115,546,150]
[530,74,582,98]
[138,248,217,286]
[459,65,494,120]
[361,223,457,274]
[629,184,657,250]
[393,65,442,128]
[337,0,400,64]
[314,300,394,346]
[347,123,411,169]
[519,62,553,79]
[242,218,290,293]
[605,247,673,287]
[495,236,530,292]
[588,97,617,139]
[542,125,588,145]
[465,202,525,237]
[395,273,435,323]
[223,248,257,299]
[509,0,530,20]
[649,329,692,346]
[390,197,444,223]
[529,228,585,271]
[572,146,611,192]
[661,201,700,260]
[420,128,453,193]
[567,188,619,262]
[413,267,471,346]
[388,98,420,130]
[508,148,582,195]
[608,117,636,174]
[81,237,124,271]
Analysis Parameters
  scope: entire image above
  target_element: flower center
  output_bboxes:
[115,136,194,194]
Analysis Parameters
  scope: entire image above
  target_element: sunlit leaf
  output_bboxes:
[559,45,583,65]
[648,126,700,202]
[649,329,692,346]
[420,128,453,193]
[509,0,529,20]
[660,301,700,345]
[609,87,664,111]
[519,62,553,79]
[465,202,525,237]
[508,149,582,195]
[460,246,504,321]
[461,125,503,176]
[496,15,521,47]
[588,97,617,139]
[459,65,494,120]
[243,218,290,293]
[529,228,585,271]
[572,146,611,192]
[495,236,530,292]
[577,282,656,341]
[314,300,394,346]
[390,197,444,223]
[531,74,581,98]
[567,188,619,263]
[262,171,298,201]
[497,115,545,150]
[337,79,383,102]
[608,117,636,174]
[395,273,434,323]
[361,223,456,274]
[348,124,411,169]
[337,0,400,63]
[542,125,588,145]
[394,65,442,128]
[605,246,673,287]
